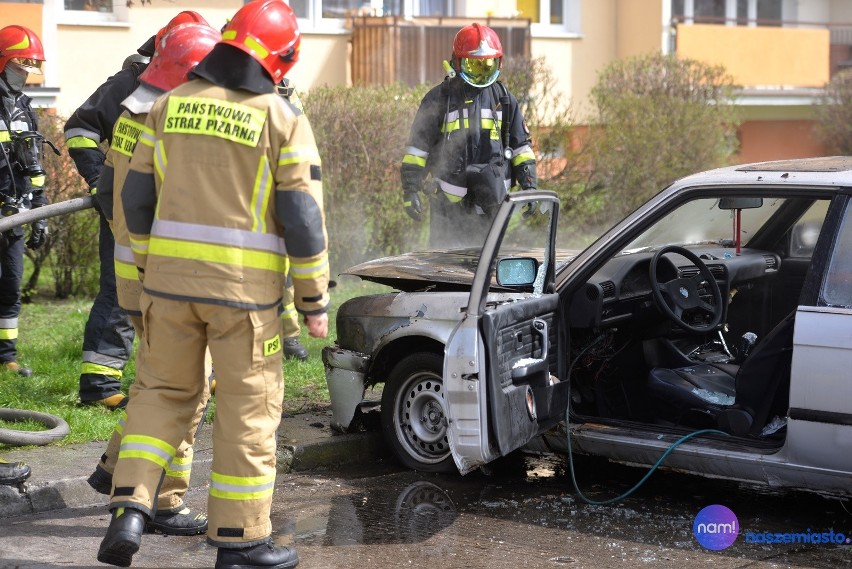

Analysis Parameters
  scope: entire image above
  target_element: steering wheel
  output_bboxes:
[649,245,723,333]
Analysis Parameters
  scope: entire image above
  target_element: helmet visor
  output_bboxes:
[9,58,43,75]
[459,57,499,87]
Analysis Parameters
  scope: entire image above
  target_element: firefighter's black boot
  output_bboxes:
[97,507,145,567]
[283,337,308,361]
[215,541,299,569]
[87,464,112,495]
[0,458,30,485]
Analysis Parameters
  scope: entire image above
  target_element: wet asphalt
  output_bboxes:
[0,452,849,569]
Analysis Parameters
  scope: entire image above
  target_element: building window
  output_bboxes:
[283,0,457,29]
[516,0,580,35]
[64,0,111,11]
[673,0,782,26]
[58,0,128,24]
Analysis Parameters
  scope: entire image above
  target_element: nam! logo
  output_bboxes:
[693,504,739,550]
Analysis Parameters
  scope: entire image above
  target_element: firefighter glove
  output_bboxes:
[403,190,422,221]
[89,186,103,215]
[26,220,47,250]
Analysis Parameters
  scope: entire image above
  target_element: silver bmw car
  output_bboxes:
[324,156,852,499]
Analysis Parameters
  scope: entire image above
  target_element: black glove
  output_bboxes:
[26,220,47,250]
[403,190,422,221]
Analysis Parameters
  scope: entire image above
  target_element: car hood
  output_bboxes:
[343,248,578,292]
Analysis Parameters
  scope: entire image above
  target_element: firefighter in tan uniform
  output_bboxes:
[90,22,221,537]
[97,2,328,568]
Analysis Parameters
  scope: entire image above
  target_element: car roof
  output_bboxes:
[671,156,852,189]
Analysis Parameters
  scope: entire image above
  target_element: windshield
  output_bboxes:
[622,197,787,253]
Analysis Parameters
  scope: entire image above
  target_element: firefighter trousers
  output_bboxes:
[0,234,24,363]
[97,314,213,511]
[79,213,135,402]
[110,293,284,548]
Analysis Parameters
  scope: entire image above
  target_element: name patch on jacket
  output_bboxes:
[164,96,267,147]
[111,116,145,158]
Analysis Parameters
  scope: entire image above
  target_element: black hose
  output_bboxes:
[0,408,70,446]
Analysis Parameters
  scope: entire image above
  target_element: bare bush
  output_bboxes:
[586,53,740,222]
[815,68,852,155]
[23,111,99,300]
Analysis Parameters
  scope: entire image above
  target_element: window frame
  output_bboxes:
[55,0,130,26]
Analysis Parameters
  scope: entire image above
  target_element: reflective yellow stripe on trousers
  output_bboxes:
[118,434,176,470]
[210,471,275,501]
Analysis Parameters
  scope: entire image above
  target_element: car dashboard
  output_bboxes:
[568,246,781,330]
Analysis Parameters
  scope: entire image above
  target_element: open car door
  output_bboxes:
[444,191,567,474]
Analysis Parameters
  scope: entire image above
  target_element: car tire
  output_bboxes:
[381,352,456,473]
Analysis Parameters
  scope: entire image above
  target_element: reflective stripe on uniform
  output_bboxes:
[210,471,275,501]
[65,127,101,145]
[280,302,296,318]
[118,434,176,470]
[80,362,123,378]
[290,256,328,280]
[437,178,467,203]
[151,219,287,254]
[114,244,139,281]
[402,146,428,168]
[251,156,272,233]
[0,317,18,340]
[153,140,167,181]
[165,455,192,479]
[137,127,156,148]
[512,144,536,166]
[277,145,320,166]
[112,410,127,437]
[130,235,149,256]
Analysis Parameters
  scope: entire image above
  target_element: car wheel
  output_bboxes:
[381,352,456,473]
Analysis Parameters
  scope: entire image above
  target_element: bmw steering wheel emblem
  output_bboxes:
[679,286,689,298]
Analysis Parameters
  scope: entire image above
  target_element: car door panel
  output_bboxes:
[480,293,563,455]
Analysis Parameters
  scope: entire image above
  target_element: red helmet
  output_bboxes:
[221,0,300,82]
[155,11,210,46]
[0,25,45,75]
[140,23,221,92]
[452,23,503,88]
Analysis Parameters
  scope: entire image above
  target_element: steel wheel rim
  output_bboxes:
[393,370,450,464]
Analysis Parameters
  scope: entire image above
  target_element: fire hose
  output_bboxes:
[0,197,93,446]
[0,195,94,233]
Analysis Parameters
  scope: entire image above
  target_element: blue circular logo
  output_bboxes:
[693,504,739,550]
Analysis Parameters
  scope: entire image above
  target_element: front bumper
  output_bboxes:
[322,345,371,431]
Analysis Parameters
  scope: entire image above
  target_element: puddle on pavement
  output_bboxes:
[270,453,851,560]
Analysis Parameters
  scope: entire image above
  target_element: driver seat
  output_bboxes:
[646,311,796,436]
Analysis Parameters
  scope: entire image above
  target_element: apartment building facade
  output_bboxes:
[4,0,851,162]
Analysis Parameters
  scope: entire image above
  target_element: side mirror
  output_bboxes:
[496,257,538,286]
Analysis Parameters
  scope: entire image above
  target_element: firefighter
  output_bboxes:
[277,77,308,362]
[0,25,49,377]
[400,23,537,248]
[87,22,222,538]
[97,2,329,568]
[65,11,209,409]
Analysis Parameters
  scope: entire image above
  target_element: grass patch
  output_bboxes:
[0,277,391,451]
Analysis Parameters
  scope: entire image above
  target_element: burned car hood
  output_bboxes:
[343,248,578,292]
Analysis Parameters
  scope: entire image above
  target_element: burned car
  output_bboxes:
[323,157,852,498]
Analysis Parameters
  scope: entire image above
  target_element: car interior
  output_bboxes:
[562,195,831,446]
